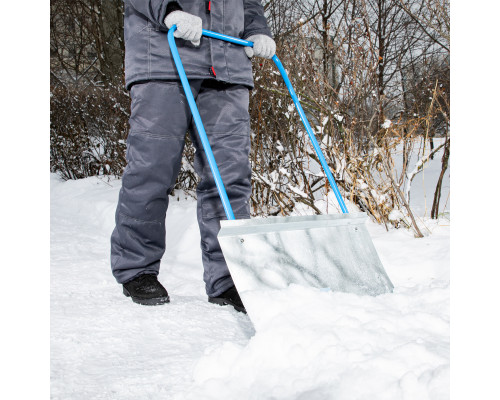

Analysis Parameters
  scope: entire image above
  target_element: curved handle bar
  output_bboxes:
[168,26,348,218]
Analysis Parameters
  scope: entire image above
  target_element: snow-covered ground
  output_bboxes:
[51,149,450,399]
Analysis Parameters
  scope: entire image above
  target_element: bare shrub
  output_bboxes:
[50,85,129,180]
[248,21,449,236]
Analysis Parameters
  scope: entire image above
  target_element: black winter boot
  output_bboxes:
[122,274,170,306]
[208,286,246,314]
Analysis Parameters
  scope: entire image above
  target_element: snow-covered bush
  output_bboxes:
[50,85,129,180]
[248,28,449,236]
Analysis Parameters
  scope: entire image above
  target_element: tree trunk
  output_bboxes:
[431,133,449,219]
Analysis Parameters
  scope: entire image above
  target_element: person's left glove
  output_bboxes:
[164,11,202,46]
[244,35,276,59]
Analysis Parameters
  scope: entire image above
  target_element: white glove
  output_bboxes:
[164,11,202,46]
[244,35,276,59]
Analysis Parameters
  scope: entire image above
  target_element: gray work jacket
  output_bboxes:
[124,0,272,90]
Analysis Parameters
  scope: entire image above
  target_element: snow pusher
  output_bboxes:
[168,27,393,322]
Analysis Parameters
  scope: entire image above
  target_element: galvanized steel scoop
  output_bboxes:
[168,27,393,324]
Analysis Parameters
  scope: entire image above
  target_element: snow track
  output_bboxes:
[50,174,449,399]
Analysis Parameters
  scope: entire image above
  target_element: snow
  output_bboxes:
[51,168,450,399]
[382,119,393,129]
[288,184,308,198]
[389,209,405,221]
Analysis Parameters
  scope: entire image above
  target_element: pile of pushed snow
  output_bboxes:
[184,282,448,400]
[179,219,450,399]
[51,174,449,400]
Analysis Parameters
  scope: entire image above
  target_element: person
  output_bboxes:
[110,0,275,313]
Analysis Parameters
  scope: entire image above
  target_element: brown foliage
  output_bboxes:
[50,85,129,180]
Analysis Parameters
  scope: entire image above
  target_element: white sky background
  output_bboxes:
[451,1,500,398]
[1,1,499,398]
[1,1,50,399]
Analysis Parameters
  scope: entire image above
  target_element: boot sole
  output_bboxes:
[208,296,247,314]
[123,287,170,306]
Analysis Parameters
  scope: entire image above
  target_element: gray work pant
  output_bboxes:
[110,80,251,297]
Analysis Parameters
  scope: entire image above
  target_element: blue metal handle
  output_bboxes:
[168,26,235,220]
[201,29,254,47]
[271,56,348,213]
[168,27,348,217]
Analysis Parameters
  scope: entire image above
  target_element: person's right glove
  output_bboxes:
[244,35,276,59]
[164,11,202,46]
